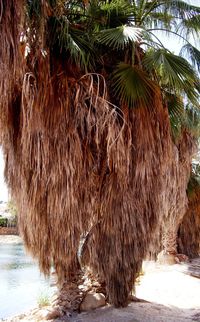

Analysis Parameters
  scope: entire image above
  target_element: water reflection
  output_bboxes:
[0,241,55,319]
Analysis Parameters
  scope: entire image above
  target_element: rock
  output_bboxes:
[37,308,51,319]
[36,306,63,320]
[80,292,106,311]
[175,253,189,263]
[45,307,63,320]
[157,252,176,265]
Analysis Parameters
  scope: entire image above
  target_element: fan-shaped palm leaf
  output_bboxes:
[97,25,142,50]
[143,49,199,104]
[48,16,95,70]
[165,91,185,139]
[112,62,158,107]
[184,104,200,137]
[155,0,200,20]
[180,44,200,73]
[177,14,200,38]
[144,12,174,30]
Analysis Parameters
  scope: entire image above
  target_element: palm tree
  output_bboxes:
[0,0,200,314]
[178,162,200,258]
[159,106,200,263]
[149,105,200,262]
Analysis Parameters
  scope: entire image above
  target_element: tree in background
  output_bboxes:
[156,104,200,263]
[0,0,200,315]
[178,162,200,258]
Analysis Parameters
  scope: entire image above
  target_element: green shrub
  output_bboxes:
[37,293,50,308]
[0,217,8,227]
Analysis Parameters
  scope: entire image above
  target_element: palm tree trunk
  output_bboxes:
[54,257,84,314]
[162,226,178,254]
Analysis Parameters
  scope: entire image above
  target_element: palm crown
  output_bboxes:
[26,0,200,136]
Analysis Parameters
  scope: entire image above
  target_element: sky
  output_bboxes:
[0,0,199,202]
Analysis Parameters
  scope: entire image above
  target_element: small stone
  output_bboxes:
[35,306,62,320]
[37,308,51,319]
[45,307,63,320]
[80,292,106,311]
[157,252,176,265]
[175,253,189,263]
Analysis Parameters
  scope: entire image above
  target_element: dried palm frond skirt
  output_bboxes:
[0,0,176,310]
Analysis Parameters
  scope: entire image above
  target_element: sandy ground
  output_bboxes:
[4,261,200,322]
[67,264,200,322]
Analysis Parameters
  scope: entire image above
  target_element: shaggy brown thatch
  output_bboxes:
[80,95,175,306]
[147,131,196,259]
[3,60,173,307]
[161,131,195,255]
[0,0,189,311]
[0,0,24,144]
[178,185,200,258]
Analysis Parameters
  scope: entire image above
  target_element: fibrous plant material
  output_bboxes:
[4,56,173,306]
[81,93,173,306]
[178,179,200,258]
[0,0,24,143]
[1,0,200,312]
[161,131,195,255]
[148,131,196,261]
[0,21,172,309]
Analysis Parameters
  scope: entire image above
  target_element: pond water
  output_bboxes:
[0,241,55,320]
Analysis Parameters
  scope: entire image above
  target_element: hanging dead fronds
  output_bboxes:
[0,0,24,143]
[178,176,200,258]
[2,45,173,308]
[81,90,173,306]
[161,131,195,254]
[148,130,196,259]
[1,0,199,312]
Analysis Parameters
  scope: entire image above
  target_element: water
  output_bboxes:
[0,241,55,319]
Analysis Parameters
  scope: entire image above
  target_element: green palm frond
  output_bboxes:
[165,92,200,141]
[143,49,199,104]
[64,32,90,69]
[144,11,175,30]
[159,0,200,20]
[184,104,200,137]
[165,92,185,139]
[87,0,133,29]
[96,25,142,50]
[142,0,200,39]
[180,44,200,73]
[177,14,200,38]
[166,92,185,120]
[100,0,133,19]
[112,62,158,108]
[48,16,95,70]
